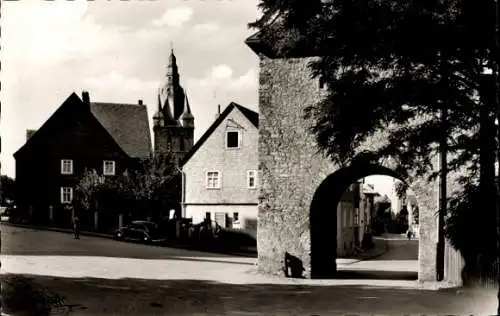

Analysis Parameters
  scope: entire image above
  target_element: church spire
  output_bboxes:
[167,44,178,79]
[180,94,194,128]
[153,89,165,128]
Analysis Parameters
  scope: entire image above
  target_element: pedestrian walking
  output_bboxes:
[73,215,80,239]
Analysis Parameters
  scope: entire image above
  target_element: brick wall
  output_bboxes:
[257,55,448,282]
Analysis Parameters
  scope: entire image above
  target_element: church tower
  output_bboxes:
[153,47,195,165]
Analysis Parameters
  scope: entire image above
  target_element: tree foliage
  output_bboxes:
[250,0,498,274]
[74,153,181,221]
[0,175,16,204]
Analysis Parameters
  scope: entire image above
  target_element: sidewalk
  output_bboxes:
[342,234,389,262]
[1,222,257,256]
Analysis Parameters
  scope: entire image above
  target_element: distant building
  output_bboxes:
[14,91,152,226]
[336,180,379,257]
[180,102,259,237]
[336,182,360,257]
[390,178,405,217]
[153,49,194,165]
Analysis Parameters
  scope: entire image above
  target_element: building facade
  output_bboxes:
[153,49,194,165]
[180,102,259,237]
[336,181,378,257]
[14,91,152,228]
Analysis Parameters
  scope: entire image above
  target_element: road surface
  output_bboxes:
[337,233,419,280]
[1,225,497,315]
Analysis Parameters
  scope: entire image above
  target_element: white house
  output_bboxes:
[179,102,259,237]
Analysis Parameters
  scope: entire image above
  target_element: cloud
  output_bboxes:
[211,64,234,80]
[1,0,120,66]
[82,71,160,100]
[152,6,194,28]
[191,22,221,34]
[188,65,257,92]
[227,68,258,91]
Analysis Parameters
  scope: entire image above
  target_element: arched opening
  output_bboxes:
[310,163,420,279]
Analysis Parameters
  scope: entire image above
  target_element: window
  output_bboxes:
[233,212,239,222]
[205,212,211,220]
[206,171,221,189]
[61,159,73,175]
[103,160,115,176]
[180,138,185,151]
[247,170,257,189]
[60,187,73,204]
[226,131,240,148]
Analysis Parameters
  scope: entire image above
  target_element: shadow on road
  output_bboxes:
[334,270,418,281]
[1,273,496,316]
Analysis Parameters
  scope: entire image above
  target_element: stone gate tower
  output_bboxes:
[246,30,465,285]
[153,48,194,164]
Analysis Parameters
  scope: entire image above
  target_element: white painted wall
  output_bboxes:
[185,204,257,237]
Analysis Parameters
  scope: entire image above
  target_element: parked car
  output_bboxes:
[114,220,166,244]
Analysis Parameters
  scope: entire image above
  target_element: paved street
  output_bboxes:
[1,225,497,315]
[336,233,418,280]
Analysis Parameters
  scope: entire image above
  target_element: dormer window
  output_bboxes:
[226,131,240,149]
[103,160,116,176]
[61,159,73,175]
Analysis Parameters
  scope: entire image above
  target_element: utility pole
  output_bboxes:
[437,51,448,282]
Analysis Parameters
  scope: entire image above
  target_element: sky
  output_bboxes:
[1,0,260,178]
[0,0,397,199]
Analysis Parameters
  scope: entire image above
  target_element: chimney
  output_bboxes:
[138,99,143,105]
[82,91,90,105]
[26,129,37,141]
[215,104,221,120]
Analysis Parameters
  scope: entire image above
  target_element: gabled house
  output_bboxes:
[180,102,259,237]
[14,91,152,227]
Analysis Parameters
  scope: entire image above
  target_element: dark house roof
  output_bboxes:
[180,102,258,167]
[90,102,152,158]
[14,92,152,159]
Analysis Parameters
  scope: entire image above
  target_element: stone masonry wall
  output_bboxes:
[257,55,446,282]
